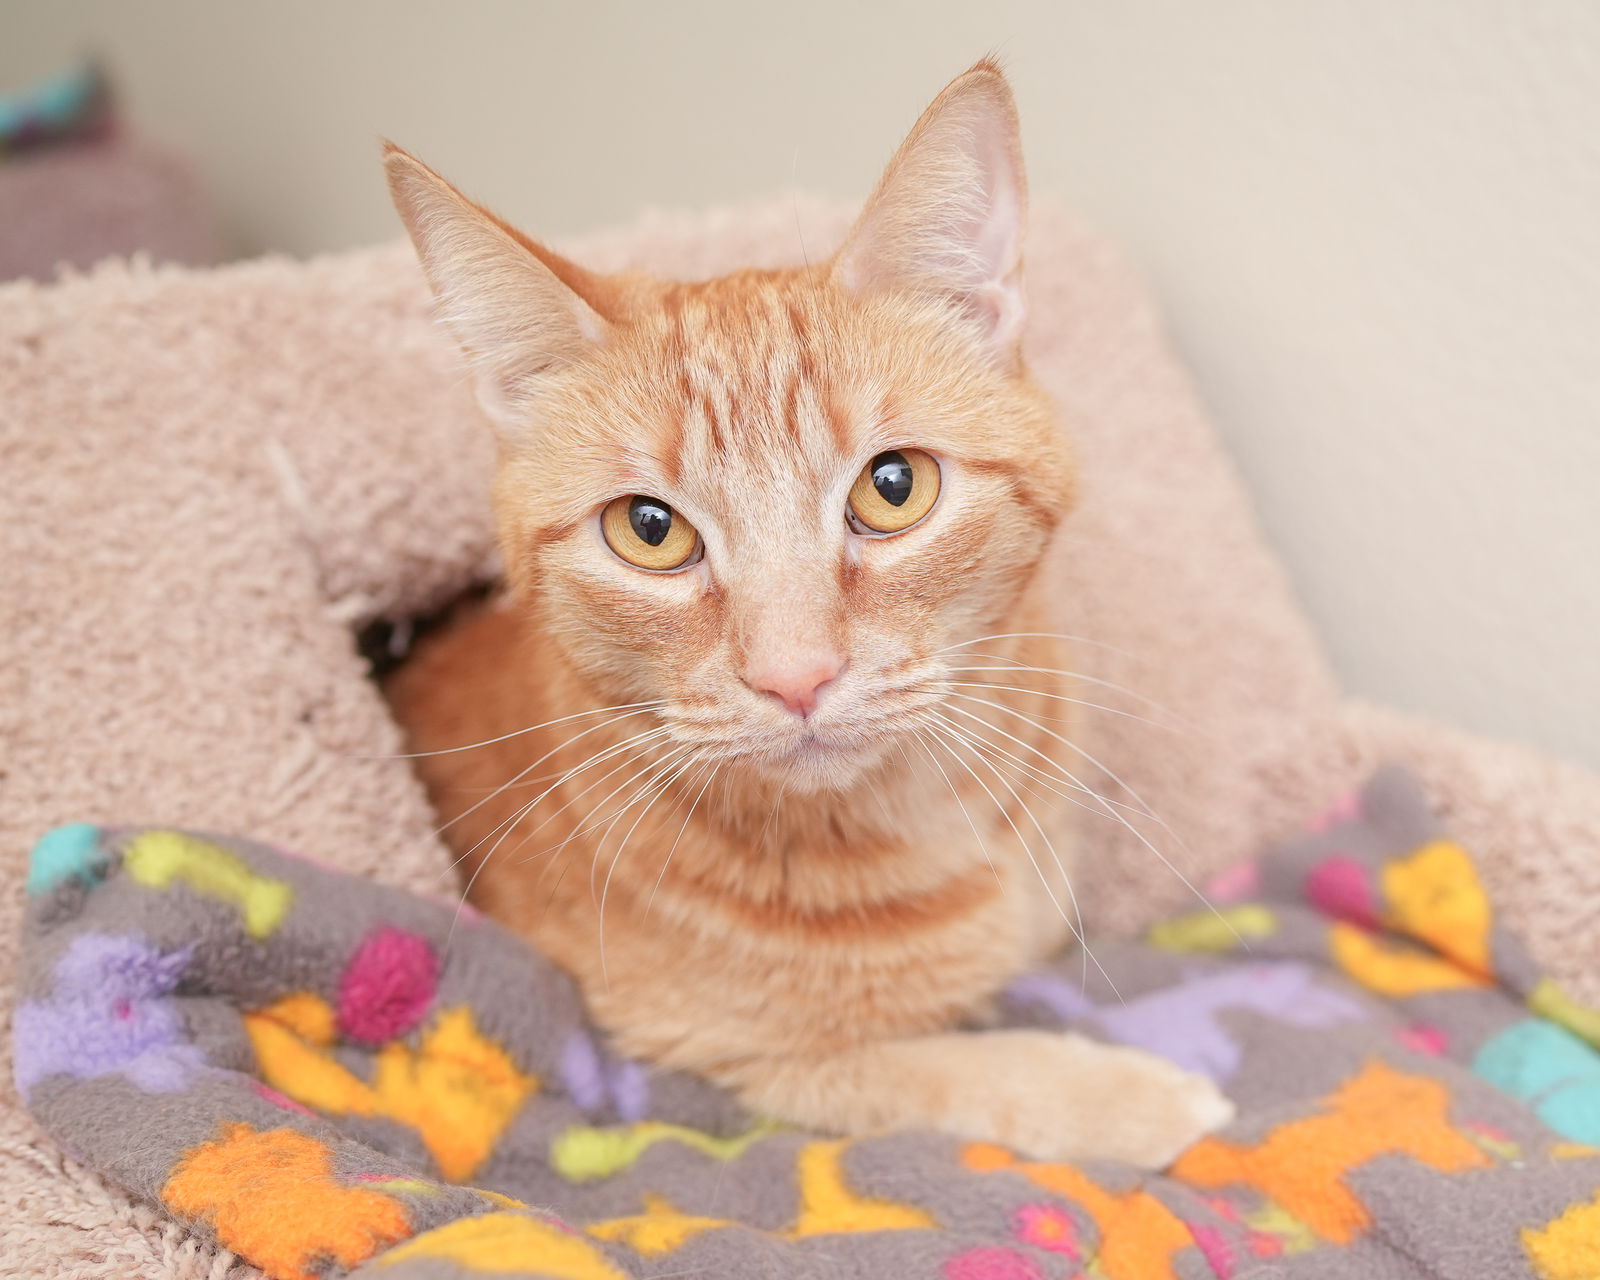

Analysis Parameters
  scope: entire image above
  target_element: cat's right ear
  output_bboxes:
[831,59,1028,371]
[383,143,609,430]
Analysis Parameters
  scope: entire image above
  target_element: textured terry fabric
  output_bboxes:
[14,766,1600,1280]
[3,196,1599,1275]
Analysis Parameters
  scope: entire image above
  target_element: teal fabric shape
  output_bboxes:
[27,822,108,897]
[1475,1018,1600,1143]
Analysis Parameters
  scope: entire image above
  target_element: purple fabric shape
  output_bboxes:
[559,1026,652,1119]
[1009,962,1367,1082]
[559,1028,608,1111]
[12,932,204,1101]
[607,1056,651,1122]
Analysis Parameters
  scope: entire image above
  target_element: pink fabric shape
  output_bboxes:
[1187,1223,1235,1278]
[1396,1023,1450,1056]
[337,925,439,1044]
[943,1247,1044,1280]
[1305,854,1380,928]
[1205,859,1260,903]
[1305,789,1362,834]
[1013,1202,1080,1258]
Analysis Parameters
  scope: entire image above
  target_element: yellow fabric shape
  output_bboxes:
[588,1194,730,1256]
[244,995,537,1181]
[376,1213,627,1278]
[1147,904,1277,953]
[1329,923,1489,997]
[582,1138,936,1259]
[551,1120,777,1182]
[786,1140,936,1237]
[1530,979,1600,1048]
[125,830,293,939]
[1330,839,1498,996]
[1382,840,1492,976]
[1523,1191,1600,1280]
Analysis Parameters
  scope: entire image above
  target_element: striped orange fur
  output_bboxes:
[384,60,1232,1166]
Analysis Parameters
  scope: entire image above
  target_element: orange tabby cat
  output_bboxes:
[383,60,1232,1167]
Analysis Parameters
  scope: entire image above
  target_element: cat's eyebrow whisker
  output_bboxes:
[926,718,1111,1000]
[362,698,666,759]
[946,693,1240,950]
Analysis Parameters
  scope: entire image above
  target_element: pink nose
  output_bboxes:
[744,653,845,718]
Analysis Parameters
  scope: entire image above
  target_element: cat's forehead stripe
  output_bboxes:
[662,278,851,473]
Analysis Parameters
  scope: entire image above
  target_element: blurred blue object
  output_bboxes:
[0,60,114,160]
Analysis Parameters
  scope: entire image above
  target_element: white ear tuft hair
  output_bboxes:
[383,144,608,431]
[833,60,1028,368]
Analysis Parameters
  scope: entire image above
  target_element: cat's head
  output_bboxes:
[386,61,1073,793]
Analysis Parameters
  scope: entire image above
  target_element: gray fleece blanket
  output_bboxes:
[13,766,1600,1279]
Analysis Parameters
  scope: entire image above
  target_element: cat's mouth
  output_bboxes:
[740,723,897,793]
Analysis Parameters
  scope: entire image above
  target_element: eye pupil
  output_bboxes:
[871,451,914,507]
[629,497,672,547]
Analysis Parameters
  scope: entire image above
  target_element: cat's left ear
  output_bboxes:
[384,143,610,432]
[832,59,1027,369]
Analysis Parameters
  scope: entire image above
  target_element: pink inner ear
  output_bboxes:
[836,75,1028,366]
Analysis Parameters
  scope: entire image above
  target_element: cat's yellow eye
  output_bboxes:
[847,449,941,534]
[602,495,701,571]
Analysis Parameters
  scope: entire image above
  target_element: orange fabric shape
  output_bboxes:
[244,994,538,1182]
[1171,1059,1489,1245]
[962,1143,1193,1280]
[161,1122,411,1280]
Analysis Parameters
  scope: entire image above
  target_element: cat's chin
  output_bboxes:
[740,731,896,795]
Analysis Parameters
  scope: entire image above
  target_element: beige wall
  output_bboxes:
[6,0,1598,767]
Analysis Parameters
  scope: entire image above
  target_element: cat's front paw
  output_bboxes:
[1059,1042,1235,1168]
[961,1031,1234,1168]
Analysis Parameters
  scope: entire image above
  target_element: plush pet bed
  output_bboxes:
[14,765,1600,1280]
[3,196,1599,1276]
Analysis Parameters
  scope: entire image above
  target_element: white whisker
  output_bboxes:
[434,709,667,846]
[923,719,1119,1000]
[646,757,722,920]
[941,680,1182,734]
[938,697,1158,823]
[933,631,1135,661]
[945,692,1240,949]
[363,699,666,760]
[905,727,1003,890]
[942,653,1210,740]
[917,720,1078,949]
[441,725,671,946]
[598,747,703,984]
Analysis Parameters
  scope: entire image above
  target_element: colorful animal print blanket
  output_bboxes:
[14,767,1600,1279]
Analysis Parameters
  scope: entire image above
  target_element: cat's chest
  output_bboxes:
[527,818,1063,1070]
